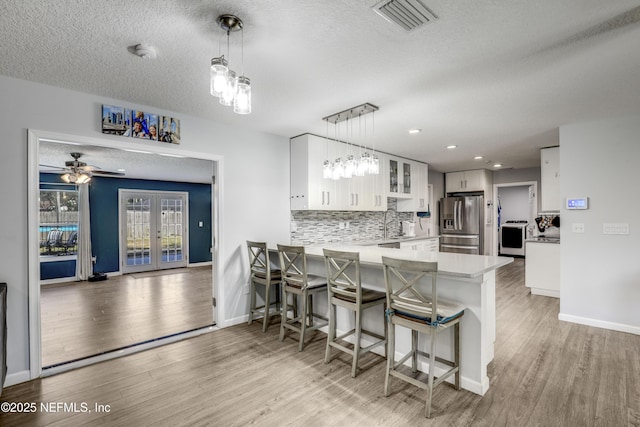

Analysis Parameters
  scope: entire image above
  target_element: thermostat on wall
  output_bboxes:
[566,197,588,210]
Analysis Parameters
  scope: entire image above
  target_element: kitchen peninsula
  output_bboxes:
[301,244,513,396]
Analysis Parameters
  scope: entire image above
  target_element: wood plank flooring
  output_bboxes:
[40,266,213,367]
[3,258,640,426]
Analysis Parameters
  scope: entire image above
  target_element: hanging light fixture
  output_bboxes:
[322,103,379,179]
[210,14,252,114]
[61,172,91,184]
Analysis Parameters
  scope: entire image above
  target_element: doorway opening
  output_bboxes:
[492,181,538,256]
[29,130,221,377]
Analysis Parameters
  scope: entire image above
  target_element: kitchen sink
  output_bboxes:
[378,242,401,249]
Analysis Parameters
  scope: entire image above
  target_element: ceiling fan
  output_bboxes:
[40,152,125,184]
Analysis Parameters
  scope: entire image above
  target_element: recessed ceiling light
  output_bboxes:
[408,129,421,134]
[493,163,502,168]
[117,168,126,172]
[474,156,483,160]
[446,145,457,149]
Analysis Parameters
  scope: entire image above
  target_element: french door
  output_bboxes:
[120,190,188,274]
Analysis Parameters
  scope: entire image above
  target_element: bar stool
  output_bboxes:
[381,256,466,418]
[323,248,387,377]
[277,244,329,352]
[246,241,281,332]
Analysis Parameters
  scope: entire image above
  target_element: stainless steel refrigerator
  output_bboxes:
[439,195,484,254]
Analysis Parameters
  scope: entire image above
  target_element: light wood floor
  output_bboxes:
[4,259,640,426]
[40,266,213,367]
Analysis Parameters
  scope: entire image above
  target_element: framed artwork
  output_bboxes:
[159,116,181,144]
[101,105,131,136]
[101,105,180,144]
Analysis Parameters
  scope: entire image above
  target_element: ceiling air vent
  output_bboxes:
[372,0,438,32]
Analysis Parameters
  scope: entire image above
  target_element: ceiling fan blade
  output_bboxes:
[92,170,125,177]
[39,164,66,170]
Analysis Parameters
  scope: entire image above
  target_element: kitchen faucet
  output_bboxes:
[383,208,395,240]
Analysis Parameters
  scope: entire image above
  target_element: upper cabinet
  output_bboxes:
[290,134,387,211]
[290,134,337,210]
[540,146,560,211]
[397,160,428,212]
[386,156,414,198]
[290,134,429,212]
[445,169,491,194]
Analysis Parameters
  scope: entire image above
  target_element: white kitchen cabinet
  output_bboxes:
[445,169,490,193]
[397,161,429,212]
[386,156,414,198]
[290,134,387,211]
[290,134,339,210]
[540,147,560,212]
[400,237,439,253]
[525,241,560,298]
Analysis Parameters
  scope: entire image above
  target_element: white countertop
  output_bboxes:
[303,245,513,279]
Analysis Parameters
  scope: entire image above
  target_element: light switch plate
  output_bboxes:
[603,223,630,235]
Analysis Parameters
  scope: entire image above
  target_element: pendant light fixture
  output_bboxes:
[210,14,251,114]
[322,103,379,180]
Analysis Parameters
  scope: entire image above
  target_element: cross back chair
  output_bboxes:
[323,249,387,377]
[277,244,328,352]
[382,256,466,418]
[246,241,282,332]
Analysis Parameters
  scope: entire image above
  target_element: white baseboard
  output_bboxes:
[40,277,77,286]
[530,288,560,298]
[188,261,212,268]
[4,370,31,387]
[558,313,640,336]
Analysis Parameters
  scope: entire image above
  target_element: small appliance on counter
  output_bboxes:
[401,220,416,237]
[500,220,528,256]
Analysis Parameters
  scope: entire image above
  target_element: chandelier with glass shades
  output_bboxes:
[210,14,251,114]
[322,103,380,180]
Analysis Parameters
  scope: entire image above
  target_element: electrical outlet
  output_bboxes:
[339,222,345,230]
[346,221,350,229]
[572,223,585,233]
[243,285,250,294]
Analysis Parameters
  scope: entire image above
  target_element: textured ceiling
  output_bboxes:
[3,0,640,173]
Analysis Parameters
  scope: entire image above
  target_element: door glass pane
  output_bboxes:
[126,197,152,266]
[161,198,183,263]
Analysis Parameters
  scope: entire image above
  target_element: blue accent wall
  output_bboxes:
[41,260,76,280]
[40,173,212,276]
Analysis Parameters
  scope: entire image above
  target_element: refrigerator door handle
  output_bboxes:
[454,200,459,230]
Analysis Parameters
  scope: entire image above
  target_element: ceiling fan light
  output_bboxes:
[61,173,72,183]
[210,56,229,97]
[233,76,251,114]
[76,173,92,184]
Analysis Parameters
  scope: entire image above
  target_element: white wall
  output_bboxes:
[0,75,291,382]
[498,186,530,223]
[559,116,640,334]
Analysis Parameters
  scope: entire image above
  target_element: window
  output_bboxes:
[39,189,79,256]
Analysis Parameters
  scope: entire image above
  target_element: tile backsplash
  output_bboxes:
[291,198,414,245]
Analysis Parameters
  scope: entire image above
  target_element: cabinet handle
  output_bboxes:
[356,193,358,206]
[322,191,325,205]
[327,191,330,205]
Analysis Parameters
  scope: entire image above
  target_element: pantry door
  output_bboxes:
[120,190,189,274]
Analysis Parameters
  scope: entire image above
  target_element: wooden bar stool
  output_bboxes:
[323,248,387,377]
[246,241,282,332]
[381,256,466,418]
[277,244,329,352]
